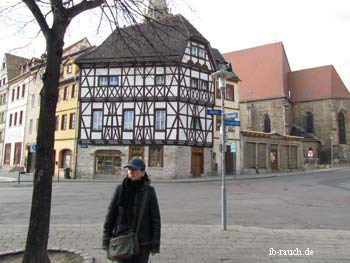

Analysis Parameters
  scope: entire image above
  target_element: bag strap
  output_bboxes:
[135,186,149,235]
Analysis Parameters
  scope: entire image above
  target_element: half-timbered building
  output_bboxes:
[75,14,221,178]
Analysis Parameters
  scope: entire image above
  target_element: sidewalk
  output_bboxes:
[1,224,349,262]
[0,167,341,184]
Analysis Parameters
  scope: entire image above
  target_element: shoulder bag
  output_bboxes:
[107,187,149,261]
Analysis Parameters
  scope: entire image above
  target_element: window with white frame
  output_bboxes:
[92,110,103,131]
[31,95,35,108]
[155,110,166,130]
[155,75,165,85]
[191,116,202,130]
[123,110,134,130]
[191,78,198,89]
[98,76,108,86]
[109,76,119,86]
[200,80,208,90]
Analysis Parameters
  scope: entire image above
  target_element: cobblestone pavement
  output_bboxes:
[1,224,350,263]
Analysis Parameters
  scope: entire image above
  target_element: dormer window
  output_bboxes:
[66,64,73,74]
[191,45,205,59]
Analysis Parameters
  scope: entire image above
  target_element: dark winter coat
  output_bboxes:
[102,175,161,253]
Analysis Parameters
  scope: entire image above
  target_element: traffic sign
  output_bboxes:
[29,144,37,153]
[224,112,238,120]
[224,120,241,126]
[207,109,222,115]
[230,142,236,153]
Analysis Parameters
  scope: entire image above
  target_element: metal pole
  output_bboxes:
[330,135,333,168]
[219,76,227,230]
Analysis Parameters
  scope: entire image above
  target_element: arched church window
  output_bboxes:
[338,112,346,144]
[263,114,271,133]
[306,112,314,133]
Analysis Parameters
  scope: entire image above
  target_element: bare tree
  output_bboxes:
[0,1,161,262]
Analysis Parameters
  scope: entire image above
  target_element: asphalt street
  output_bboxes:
[1,168,350,262]
[1,167,349,230]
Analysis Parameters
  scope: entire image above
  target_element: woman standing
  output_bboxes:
[103,158,161,263]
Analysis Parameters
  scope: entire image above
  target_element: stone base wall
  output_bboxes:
[76,145,212,179]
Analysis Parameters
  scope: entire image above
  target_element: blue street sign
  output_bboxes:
[224,120,241,126]
[80,144,88,149]
[224,112,238,120]
[207,109,222,115]
[30,144,37,153]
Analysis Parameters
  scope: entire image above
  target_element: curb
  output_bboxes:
[0,248,95,263]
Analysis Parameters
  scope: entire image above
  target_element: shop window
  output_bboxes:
[129,146,144,161]
[4,144,11,165]
[149,146,163,167]
[14,142,22,166]
[95,150,122,175]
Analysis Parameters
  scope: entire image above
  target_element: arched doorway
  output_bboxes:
[95,150,122,176]
[60,149,72,169]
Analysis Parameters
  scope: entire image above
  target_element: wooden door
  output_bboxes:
[191,147,203,177]
[270,145,278,170]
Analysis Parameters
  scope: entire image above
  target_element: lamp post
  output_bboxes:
[330,134,333,168]
[211,63,235,230]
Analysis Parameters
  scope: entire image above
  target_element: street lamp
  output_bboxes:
[330,134,333,168]
[211,63,235,230]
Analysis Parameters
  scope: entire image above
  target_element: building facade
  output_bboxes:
[75,14,221,179]
[0,54,28,167]
[53,38,94,178]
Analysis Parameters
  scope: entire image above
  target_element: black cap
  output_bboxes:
[124,158,146,170]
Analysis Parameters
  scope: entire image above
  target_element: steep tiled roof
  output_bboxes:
[223,42,291,102]
[76,14,209,65]
[288,65,350,102]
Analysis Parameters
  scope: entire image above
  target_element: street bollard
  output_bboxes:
[18,171,21,184]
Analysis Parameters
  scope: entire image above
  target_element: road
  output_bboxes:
[0,167,349,230]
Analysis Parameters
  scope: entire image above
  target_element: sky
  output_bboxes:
[1,0,350,90]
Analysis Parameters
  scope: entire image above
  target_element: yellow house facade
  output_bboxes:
[213,78,241,175]
[54,58,80,178]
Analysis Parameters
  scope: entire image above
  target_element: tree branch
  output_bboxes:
[22,0,50,38]
[66,0,105,19]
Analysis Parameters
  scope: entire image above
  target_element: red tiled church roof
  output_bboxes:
[223,42,291,102]
[223,42,350,102]
[288,65,350,102]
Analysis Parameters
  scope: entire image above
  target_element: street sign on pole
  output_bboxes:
[224,120,241,126]
[207,109,222,115]
[230,142,236,153]
[224,112,238,120]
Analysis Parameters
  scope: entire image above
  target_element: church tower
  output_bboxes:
[146,0,170,20]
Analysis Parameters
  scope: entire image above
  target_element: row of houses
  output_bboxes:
[0,1,348,179]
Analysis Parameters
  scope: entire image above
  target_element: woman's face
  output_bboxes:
[127,168,145,181]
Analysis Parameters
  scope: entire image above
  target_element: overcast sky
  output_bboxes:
[1,0,350,90]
